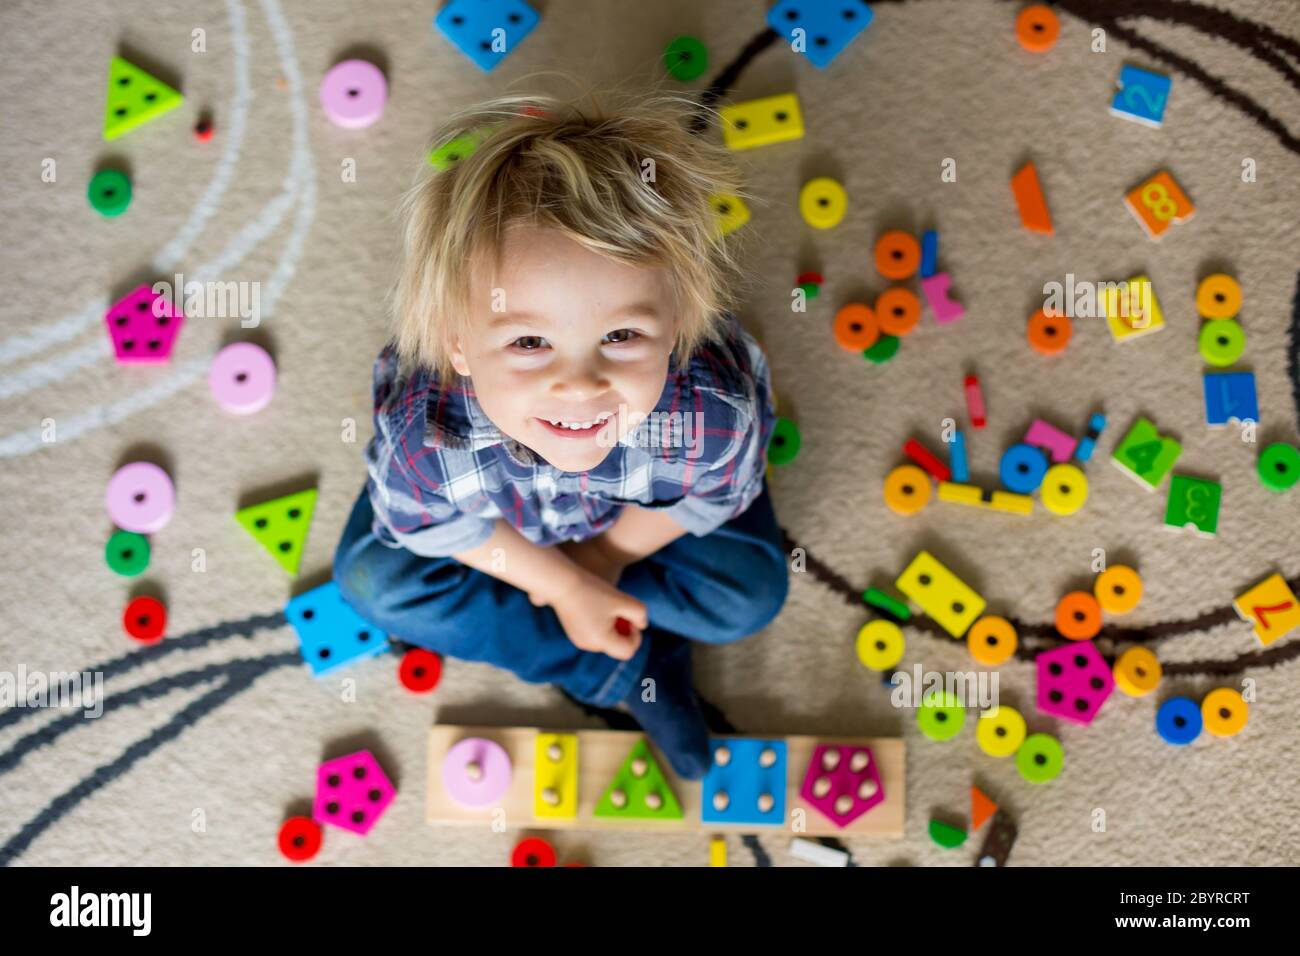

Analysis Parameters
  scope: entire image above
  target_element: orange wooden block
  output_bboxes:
[971,784,998,831]
[1011,161,1053,235]
[1124,170,1195,240]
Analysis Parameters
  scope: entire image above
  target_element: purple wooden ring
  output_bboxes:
[442,737,512,807]
[319,59,387,129]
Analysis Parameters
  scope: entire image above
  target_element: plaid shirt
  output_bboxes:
[363,314,777,557]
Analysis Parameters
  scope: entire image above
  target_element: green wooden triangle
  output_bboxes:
[103,56,183,141]
[235,489,317,576]
[593,739,683,820]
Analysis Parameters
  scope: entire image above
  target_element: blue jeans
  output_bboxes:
[333,485,789,708]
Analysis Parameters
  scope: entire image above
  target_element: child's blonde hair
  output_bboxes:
[392,88,746,377]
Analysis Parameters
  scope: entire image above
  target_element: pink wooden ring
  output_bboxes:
[105,462,175,533]
[319,60,387,129]
[209,342,276,415]
[442,737,512,807]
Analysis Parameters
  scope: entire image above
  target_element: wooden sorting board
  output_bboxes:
[427,725,905,836]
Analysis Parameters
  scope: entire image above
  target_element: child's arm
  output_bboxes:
[562,506,688,584]
[454,520,648,660]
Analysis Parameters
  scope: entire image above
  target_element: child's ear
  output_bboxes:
[448,341,471,377]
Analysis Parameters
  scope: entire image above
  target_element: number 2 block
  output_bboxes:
[1111,417,1181,491]
[895,551,985,638]
[1110,64,1171,127]
[1233,573,1300,646]
[1163,475,1221,538]
[1124,170,1194,240]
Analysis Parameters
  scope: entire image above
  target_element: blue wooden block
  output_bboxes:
[701,738,787,826]
[1000,443,1048,494]
[286,581,389,676]
[766,0,875,70]
[1075,413,1107,463]
[1203,371,1258,427]
[950,429,969,482]
[920,229,938,278]
[1110,65,1171,128]
[434,0,540,73]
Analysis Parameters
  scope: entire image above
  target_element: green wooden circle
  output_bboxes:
[1258,442,1300,492]
[663,36,708,82]
[928,819,968,849]
[917,691,965,741]
[1015,732,1064,783]
[799,281,820,300]
[88,169,132,217]
[105,529,150,576]
[863,334,900,365]
[768,417,801,466]
[1197,319,1245,367]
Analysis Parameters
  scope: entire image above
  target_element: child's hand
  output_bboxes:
[559,536,630,587]
[549,573,647,661]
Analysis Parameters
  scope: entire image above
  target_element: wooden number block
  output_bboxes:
[534,733,578,818]
[1124,170,1194,240]
[1104,275,1165,342]
[1111,416,1181,491]
[1203,371,1259,427]
[1163,475,1221,538]
[1233,574,1300,646]
[720,93,804,151]
[895,551,986,638]
[1110,64,1171,127]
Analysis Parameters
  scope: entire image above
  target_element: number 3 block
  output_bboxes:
[1112,417,1181,491]
[1163,474,1221,538]
[1233,573,1300,646]
[895,551,985,638]
[1124,170,1194,240]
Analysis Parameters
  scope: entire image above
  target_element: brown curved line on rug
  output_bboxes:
[782,529,1300,676]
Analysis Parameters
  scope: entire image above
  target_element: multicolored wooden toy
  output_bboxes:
[1233,573,1300,646]
[285,580,389,676]
[595,739,683,820]
[1163,475,1221,537]
[1036,641,1113,725]
[104,285,184,365]
[798,744,885,828]
[314,750,396,835]
[535,733,579,818]
[766,0,875,69]
[1110,64,1171,127]
[702,739,787,826]
[720,93,805,150]
[1124,169,1194,239]
[895,551,986,638]
[1111,416,1181,491]
[433,0,540,72]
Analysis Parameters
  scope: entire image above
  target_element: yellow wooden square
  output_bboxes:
[709,837,727,867]
[720,93,804,151]
[1233,574,1300,646]
[711,193,750,236]
[1104,275,1165,342]
[895,551,986,638]
[535,733,579,818]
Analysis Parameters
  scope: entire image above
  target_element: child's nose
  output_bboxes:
[551,364,609,400]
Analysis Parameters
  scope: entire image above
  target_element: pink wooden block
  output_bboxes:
[920,273,965,324]
[104,285,184,364]
[442,737,512,808]
[1036,641,1114,726]
[313,750,396,836]
[1024,418,1078,463]
[105,461,175,533]
[320,60,387,129]
[209,342,276,414]
[798,744,885,829]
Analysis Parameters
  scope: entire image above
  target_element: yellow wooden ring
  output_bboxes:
[1095,565,1143,614]
[1112,646,1161,697]
[976,706,1026,758]
[856,619,905,672]
[799,177,848,230]
[1041,463,1088,516]
[883,464,931,515]
[967,615,1017,666]
[1201,687,1249,737]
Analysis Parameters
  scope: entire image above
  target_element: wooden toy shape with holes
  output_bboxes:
[426,726,904,835]
[1233,574,1300,647]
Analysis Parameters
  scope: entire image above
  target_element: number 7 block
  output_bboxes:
[1233,573,1300,646]
[1112,417,1181,491]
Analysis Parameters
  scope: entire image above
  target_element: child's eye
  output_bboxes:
[603,329,640,345]
[512,336,547,351]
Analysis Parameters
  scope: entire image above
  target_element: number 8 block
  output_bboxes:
[1124,170,1194,240]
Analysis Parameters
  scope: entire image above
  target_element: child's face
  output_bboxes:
[451,227,676,473]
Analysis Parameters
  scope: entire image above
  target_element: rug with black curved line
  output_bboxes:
[1,0,1298,866]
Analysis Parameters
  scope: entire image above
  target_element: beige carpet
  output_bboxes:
[2,0,1299,866]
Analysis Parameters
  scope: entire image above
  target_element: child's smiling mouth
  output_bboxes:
[536,411,615,438]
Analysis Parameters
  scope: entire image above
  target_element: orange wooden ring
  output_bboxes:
[1016,4,1060,52]
[1055,591,1102,641]
[1027,309,1072,355]
[874,231,921,280]
[833,303,880,352]
[876,287,921,336]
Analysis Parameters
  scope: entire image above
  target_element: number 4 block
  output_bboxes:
[1233,574,1300,646]
[1111,417,1181,491]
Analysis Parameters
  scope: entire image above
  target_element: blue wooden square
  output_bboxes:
[1203,371,1258,427]
[766,0,875,70]
[434,0,540,73]
[701,738,787,826]
[286,581,389,677]
[1110,65,1171,127]
[920,229,939,278]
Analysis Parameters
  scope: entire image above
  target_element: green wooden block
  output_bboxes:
[663,35,708,82]
[594,739,683,820]
[1258,442,1300,492]
[929,818,968,849]
[235,488,317,575]
[862,587,911,622]
[1164,474,1221,537]
[863,334,900,365]
[768,417,801,466]
[103,56,183,141]
[1111,416,1181,491]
